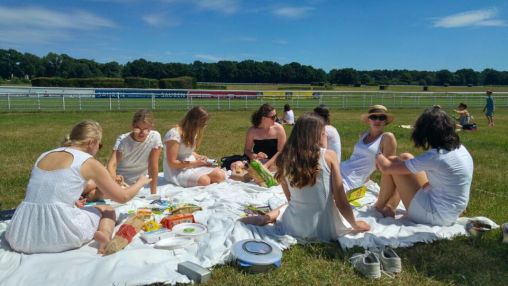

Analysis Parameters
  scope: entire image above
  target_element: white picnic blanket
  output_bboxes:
[0,176,498,286]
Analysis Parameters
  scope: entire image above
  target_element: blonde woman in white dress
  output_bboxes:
[5,121,151,254]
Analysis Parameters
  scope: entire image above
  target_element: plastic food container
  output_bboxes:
[231,239,282,273]
[172,223,208,241]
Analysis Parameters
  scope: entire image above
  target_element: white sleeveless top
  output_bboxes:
[6,147,101,253]
[278,148,351,241]
[340,132,383,191]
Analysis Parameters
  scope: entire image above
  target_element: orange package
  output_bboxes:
[160,213,195,230]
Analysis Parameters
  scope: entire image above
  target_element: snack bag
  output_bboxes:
[103,214,145,256]
[160,213,195,230]
[247,159,278,187]
[171,203,202,215]
[346,185,367,202]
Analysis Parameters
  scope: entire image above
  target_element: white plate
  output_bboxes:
[154,237,194,250]
[172,223,207,237]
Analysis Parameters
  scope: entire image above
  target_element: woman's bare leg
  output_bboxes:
[93,205,116,254]
[239,204,286,226]
[208,168,226,183]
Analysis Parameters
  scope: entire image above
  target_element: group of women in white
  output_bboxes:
[5,103,474,254]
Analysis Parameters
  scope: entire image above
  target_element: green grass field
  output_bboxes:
[0,107,507,285]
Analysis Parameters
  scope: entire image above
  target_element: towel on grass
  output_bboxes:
[0,176,496,286]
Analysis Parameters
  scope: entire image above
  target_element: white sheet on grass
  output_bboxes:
[0,176,497,286]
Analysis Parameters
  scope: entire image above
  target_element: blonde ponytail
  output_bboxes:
[62,120,102,147]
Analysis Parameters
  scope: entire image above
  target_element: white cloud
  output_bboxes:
[194,0,239,14]
[272,39,288,45]
[0,6,115,30]
[0,6,116,45]
[159,0,239,14]
[272,6,313,18]
[194,54,224,62]
[433,8,507,28]
[142,13,180,27]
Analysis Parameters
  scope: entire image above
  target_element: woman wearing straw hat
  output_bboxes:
[340,105,398,217]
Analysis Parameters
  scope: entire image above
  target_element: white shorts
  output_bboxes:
[408,187,452,226]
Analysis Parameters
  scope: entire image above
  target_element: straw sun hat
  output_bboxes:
[360,105,394,124]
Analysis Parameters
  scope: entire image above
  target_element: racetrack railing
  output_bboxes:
[0,89,506,112]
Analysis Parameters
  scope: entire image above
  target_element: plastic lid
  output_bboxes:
[231,239,282,266]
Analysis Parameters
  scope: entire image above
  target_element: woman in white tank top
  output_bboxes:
[339,105,399,214]
[5,121,151,254]
[240,114,370,241]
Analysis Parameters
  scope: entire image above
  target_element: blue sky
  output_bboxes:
[0,0,507,71]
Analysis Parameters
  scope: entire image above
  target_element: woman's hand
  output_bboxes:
[114,175,124,185]
[136,175,152,186]
[75,196,87,208]
[352,220,370,232]
[254,152,268,160]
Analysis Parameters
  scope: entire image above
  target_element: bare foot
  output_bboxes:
[94,230,111,254]
[239,214,271,226]
[381,206,396,218]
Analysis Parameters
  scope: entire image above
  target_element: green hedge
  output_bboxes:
[124,77,159,88]
[31,76,197,89]
[32,77,124,87]
[159,76,196,89]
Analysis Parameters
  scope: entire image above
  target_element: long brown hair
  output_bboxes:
[178,106,209,148]
[275,113,324,188]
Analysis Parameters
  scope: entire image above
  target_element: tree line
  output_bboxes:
[2,48,508,86]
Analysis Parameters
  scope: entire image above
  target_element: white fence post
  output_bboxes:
[7,94,11,110]
[109,93,112,111]
[151,93,155,110]
[37,93,41,111]
[62,94,66,111]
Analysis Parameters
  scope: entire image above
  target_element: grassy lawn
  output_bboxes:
[0,107,507,285]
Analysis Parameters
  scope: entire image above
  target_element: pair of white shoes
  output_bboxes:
[349,247,401,279]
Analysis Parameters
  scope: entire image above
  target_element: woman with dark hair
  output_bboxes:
[282,104,295,125]
[240,114,370,240]
[163,106,225,187]
[244,103,286,170]
[313,104,342,162]
[376,106,474,226]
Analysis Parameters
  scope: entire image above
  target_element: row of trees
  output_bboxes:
[2,48,508,86]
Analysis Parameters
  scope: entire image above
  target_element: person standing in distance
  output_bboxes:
[483,90,495,127]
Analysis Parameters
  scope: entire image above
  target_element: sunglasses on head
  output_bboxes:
[368,114,387,121]
[98,143,103,150]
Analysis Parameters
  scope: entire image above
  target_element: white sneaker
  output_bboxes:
[349,251,381,279]
[372,247,401,274]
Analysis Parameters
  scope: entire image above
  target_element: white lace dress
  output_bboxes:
[5,147,101,253]
[162,128,217,187]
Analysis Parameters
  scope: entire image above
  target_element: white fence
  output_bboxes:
[0,87,506,112]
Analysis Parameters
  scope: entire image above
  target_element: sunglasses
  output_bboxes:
[133,127,151,134]
[368,114,387,121]
[265,114,277,120]
[98,143,103,150]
